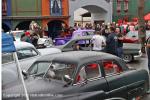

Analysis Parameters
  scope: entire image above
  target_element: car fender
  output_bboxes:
[2,68,18,88]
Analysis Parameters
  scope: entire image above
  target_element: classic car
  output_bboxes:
[54,29,95,45]
[126,31,150,40]
[6,30,53,47]
[54,36,142,63]
[2,41,61,88]
[3,51,149,100]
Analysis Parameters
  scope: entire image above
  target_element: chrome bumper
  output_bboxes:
[134,50,142,60]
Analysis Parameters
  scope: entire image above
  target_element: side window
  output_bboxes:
[76,63,101,83]
[73,40,91,48]
[2,53,14,64]
[17,49,38,60]
[29,62,50,76]
[102,60,123,75]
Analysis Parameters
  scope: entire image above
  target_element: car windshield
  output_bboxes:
[28,61,76,80]
[126,31,138,39]
[82,31,94,36]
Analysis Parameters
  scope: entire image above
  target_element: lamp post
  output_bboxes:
[138,0,146,53]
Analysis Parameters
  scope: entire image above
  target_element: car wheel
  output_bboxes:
[123,54,133,63]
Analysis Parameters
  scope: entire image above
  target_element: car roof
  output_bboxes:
[71,35,93,40]
[74,29,95,32]
[14,41,35,50]
[36,51,119,64]
[38,48,61,55]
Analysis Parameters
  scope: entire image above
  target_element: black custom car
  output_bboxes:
[55,36,142,63]
[3,51,149,100]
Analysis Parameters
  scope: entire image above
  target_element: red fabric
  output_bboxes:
[144,13,150,21]
[103,62,123,73]
[25,32,30,36]
[76,75,80,82]
[88,64,98,69]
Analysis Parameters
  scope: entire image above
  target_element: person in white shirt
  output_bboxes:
[92,31,106,51]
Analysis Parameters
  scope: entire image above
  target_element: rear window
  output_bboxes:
[2,53,14,64]
[126,31,138,39]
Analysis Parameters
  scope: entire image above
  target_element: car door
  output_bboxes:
[71,62,109,97]
[101,59,128,98]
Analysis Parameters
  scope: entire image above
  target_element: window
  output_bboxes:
[102,60,123,75]
[28,62,51,76]
[73,39,91,48]
[44,62,75,81]
[17,49,38,60]
[2,53,14,64]
[50,0,62,15]
[76,63,100,83]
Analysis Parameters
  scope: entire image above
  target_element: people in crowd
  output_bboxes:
[20,31,32,43]
[72,42,83,51]
[91,31,106,51]
[105,27,118,56]
[30,33,39,48]
[116,27,124,58]
[145,36,150,72]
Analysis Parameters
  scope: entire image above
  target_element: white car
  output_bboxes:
[2,41,61,88]
[126,30,150,40]
[7,30,53,47]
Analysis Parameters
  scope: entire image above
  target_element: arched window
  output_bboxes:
[50,0,62,16]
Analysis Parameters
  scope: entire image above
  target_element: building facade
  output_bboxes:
[69,0,112,26]
[2,0,112,38]
[2,0,69,39]
[2,0,12,31]
[113,0,150,22]
[41,0,69,38]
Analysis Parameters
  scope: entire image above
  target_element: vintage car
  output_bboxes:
[2,41,61,88]
[3,51,149,100]
[7,30,53,47]
[54,36,142,63]
[126,31,150,40]
[54,29,95,45]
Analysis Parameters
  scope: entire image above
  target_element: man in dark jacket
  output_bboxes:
[106,27,118,56]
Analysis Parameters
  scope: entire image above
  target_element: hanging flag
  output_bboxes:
[2,32,16,53]
[2,32,29,100]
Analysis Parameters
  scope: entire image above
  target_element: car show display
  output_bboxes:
[2,51,149,100]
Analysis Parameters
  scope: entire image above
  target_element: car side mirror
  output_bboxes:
[63,75,73,86]
[22,70,28,78]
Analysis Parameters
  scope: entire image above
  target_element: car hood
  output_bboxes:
[3,78,66,96]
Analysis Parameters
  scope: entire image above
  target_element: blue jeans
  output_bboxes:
[117,47,123,58]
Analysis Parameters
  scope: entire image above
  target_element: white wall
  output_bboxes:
[69,0,112,26]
